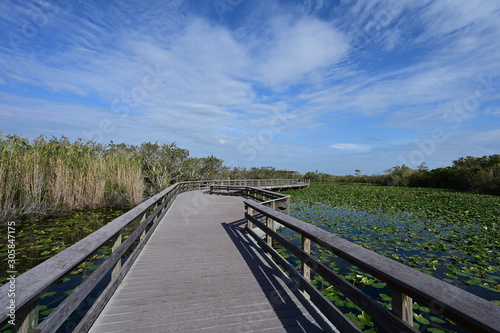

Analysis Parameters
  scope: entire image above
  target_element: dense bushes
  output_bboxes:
[0,134,298,222]
[0,136,143,219]
[379,156,500,194]
[0,135,223,222]
[303,156,500,195]
[405,155,500,194]
[0,135,144,222]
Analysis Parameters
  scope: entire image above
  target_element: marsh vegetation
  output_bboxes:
[281,183,500,332]
[1,133,498,331]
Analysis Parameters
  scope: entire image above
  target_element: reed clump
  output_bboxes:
[0,134,143,223]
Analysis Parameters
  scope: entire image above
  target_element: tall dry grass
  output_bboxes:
[0,135,144,223]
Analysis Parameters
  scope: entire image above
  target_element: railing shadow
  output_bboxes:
[221,218,334,332]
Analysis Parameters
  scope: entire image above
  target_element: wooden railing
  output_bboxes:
[206,178,309,189]
[0,179,308,333]
[244,200,500,333]
[210,185,291,214]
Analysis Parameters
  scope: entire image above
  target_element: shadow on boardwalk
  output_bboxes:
[88,191,337,333]
[222,218,336,333]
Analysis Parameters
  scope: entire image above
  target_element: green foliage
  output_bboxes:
[181,155,228,182]
[225,166,299,180]
[139,141,189,196]
[409,155,500,194]
[382,164,417,186]
[0,208,125,285]
[282,183,500,332]
[306,154,500,195]
[0,134,143,222]
[0,134,237,222]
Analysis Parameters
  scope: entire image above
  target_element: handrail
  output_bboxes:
[0,179,308,333]
[204,178,310,189]
[210,185,291,214]
[244,199,500,333]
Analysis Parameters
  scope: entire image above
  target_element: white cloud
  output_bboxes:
[330,143,372,152]
[419,0,500,37]
[1,0,499,175]
[44,81,88,96]
[255,16,348,87]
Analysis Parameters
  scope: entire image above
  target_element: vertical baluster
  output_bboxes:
[247,206,254,230]
[265,215,274,249]
[392,288,413,326]
[302,235,311,283]
[16,301,39,333]
[302,235,311,299]
[139,213,147,242]
[152,202,159,222]
[111,233,122,280]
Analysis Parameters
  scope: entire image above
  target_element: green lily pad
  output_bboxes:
[414,313,430,325]
[430,316,447,324]
[427,328,446,333]
[40,291,57,299]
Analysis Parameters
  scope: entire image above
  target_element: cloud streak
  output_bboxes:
[1,0,499,174]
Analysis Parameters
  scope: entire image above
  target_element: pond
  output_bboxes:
[279,183,500,332]
[0,208,127,332]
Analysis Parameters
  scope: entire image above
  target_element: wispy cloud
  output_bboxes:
[252,16,348,87]
[1,0,499,174]
[330,143,372,153]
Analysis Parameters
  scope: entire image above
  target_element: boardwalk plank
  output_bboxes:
[88,191,338,333]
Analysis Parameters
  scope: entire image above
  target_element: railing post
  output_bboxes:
[302,235,311,299]
[302,235,311,282]
[152,202,159,222]
[246,206,254,230]
[285,196,290,215]
[139,212,147,242]
[392,288,413,326]
[111,233,122,279]
[15,301,39,333]
[265,215,274,249]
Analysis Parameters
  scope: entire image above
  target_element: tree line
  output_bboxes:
[304,155,500,195]
[1,133,498,223]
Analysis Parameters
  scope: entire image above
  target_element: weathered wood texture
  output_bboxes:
[0,179,308,332]
[88,191,337,333]
[205,179,309,191]
[0,184,179,332]
[245,200,500,333]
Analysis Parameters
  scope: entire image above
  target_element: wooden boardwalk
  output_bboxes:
[88,191,338,333]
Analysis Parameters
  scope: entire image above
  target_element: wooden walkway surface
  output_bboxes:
[88,191,338,333]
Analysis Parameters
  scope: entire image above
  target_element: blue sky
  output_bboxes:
[1,0,499,175]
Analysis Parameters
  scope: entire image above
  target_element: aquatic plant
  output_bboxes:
[281,183,500,332]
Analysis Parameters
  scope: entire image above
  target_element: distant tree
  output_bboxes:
[139,142,189,195]
[383,164,416,186]
[417,162,429,171]
[453,155,500,169]
[198,155,226,180]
